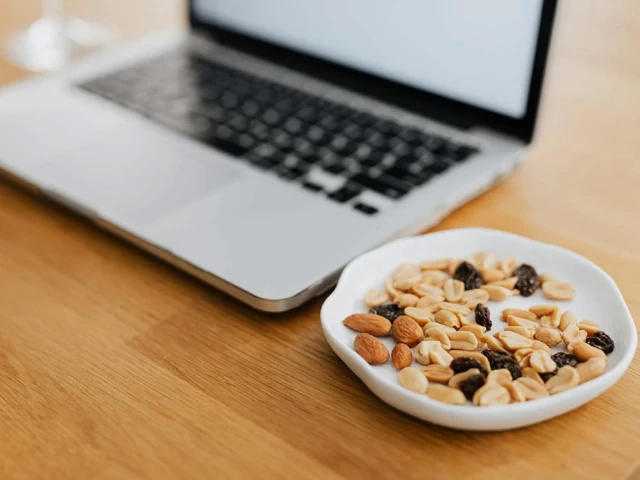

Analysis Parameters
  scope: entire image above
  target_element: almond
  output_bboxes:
[354,333,389,365]
[391,315,424,346]
[343,313,392,336]
[392,344,413,370]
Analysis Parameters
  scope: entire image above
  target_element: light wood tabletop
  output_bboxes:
[1,1,639,479]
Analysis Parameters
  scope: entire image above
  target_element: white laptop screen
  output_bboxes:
[193,0,544,119]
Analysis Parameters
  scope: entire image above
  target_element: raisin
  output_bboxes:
[369,304,404,322]
[475,303,492,331]
[551,352,579,368]
[459,374,486,401]
[586,331,615,354]
[481,349,522,379]
[540,370,558,383]
[450,357,488,376]
[453,261,483,291]
[512,264,541,297]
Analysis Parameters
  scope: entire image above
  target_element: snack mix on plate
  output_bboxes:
[342,252,614,406]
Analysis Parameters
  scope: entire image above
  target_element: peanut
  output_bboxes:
[578,319,601,335]
[545,366,579,394]
[521,367,545,386]
[486,369,513,387]
[449,368,483,389]
[395,293,419,308]
[482,268,505,284]
[411,283,445,298]
[459,325,487,345]
[430,345,454,367]
[562,324,586,346]
[529,350,557,373]
[568,341,606,361]
[498,331,534,351]
[421,270,449,288]
[502,309,537,322]
[414,340,440,365]
[514,348,534,365]
[423,322,456,334]
[540,309,560,329]
[398,367,428,393]
[403,307,434,326]
[542,281,576,301]
[489,276,518,289]
[505,326,535,338]
[559,311,577,331]
[392,263,420,281]
[393,273,423,291]
[498,256,517,277]
[505,381,526,403]
[473,383,511,406]
[506,315,538,330]
[385,278,400,299]
[416,296,444,309]
[434,309,460,329]
[481,285,513,301]
[436,302,471,316]
[460,289,490,310]
[422,364,454,383]
[485,334,509,353]
[446,331,479,351]
[443,279,465,303]
[515,377,549,400]
[364,289,389,307]
[427,384,466,405]
[420,259,449,271]
[534,327,562,347]
[576,357,607,384]
[531,339,552,352]
[529,305,558,317]
[424,328,452,350]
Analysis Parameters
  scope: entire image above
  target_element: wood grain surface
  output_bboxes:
[1,1,639,479]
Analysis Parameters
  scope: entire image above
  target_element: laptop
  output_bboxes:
[0,0,557,312]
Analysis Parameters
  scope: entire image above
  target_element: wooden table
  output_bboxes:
[1,2,639,479]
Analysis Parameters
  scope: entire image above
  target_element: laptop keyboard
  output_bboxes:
[79,52,480,215]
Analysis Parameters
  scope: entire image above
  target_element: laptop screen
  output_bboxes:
[193,0,544,119]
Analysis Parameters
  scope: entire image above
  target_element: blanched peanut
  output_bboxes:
[534,327,562,347]
[449,368,483,389]
[422,364,454,383]
[486,369,512,387]
[545,366,579,394]
[472,383,511,406]
[576,357,607,384]
[568,341,606,361]
[498,331,533,351]
[559,311,577,331]
[427,384,466,405]
[529,350,557,373]
[398,367,428,393]
[446,331,478,351]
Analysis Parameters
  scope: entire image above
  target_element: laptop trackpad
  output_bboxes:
[39,127,240,222]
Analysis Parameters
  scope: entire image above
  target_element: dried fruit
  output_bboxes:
[392,344,413,370]
[461,289,490,309]
[391,315,424,346]
[529,350,557,373]
[576,357,607,384]
[427,384,466,405]
[482,350,522,379]
[512,264,541,297]
[398,367,428,393]
[459,374,486,400]
[443,278,465,302]
[364,289,390,307]
[472,383,511,406]
[354,333,389,365]
[450,356,488,376]
[449,350,492,373]
[422,364,454,383]
[434,309,460,328]
[559,311,577,331]
[475,303,492,330]
[585,331,615,354]
[486,368,513,387]
[545,366,579,394]
[343,313,392,336]
[569,341,607,361]
[369,304,404,322]
[542,281,576,301]
[534,327,562,347]
[403,307,434,326]
[453,261,483,290]
[551,352,579,368]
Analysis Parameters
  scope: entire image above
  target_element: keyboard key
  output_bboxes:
[349,172,412,199]
[302,181,323,192]
[328,183,362,203]
[205,136,250,157]
[245,153,280,170]
[427,159,451,174]
[354,203,379,215]
[323,163,347,175]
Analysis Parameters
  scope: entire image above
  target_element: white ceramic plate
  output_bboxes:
[321,228,636,431]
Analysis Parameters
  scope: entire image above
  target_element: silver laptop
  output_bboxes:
[0,0,557,311]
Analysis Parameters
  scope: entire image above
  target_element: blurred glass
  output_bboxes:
[4,0,119,73]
